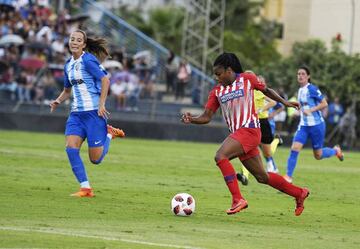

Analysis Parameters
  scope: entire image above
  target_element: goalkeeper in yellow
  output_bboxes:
[237,75,282,185]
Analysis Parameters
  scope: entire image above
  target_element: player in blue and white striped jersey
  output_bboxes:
[50,30,125,197]
[284,66,343,183]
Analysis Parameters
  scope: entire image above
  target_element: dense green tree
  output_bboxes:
[148,7,184,54]
[260,39,360,105]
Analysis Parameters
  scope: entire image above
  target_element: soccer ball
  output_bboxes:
[171,193,195,216]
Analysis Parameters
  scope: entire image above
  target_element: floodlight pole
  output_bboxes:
[182,0,226,103]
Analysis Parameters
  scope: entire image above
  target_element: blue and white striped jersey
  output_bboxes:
[297,83,324,126]
[64,52,107,112]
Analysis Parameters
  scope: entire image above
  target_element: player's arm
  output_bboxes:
[260,96,277,113]
[50,87,71,113]
[268,103,284,119]
[303,98,328,116]
[98,76,110,119]
[181,108,214,124]
[262,87,300,110]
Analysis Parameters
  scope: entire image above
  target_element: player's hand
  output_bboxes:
[181,112,192,124]
[98,104,110,119]
[286,101,300,110]
[303,109,312,116]
[50,99,60,113]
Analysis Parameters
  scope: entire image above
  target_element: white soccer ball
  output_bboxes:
[171,193,195,216]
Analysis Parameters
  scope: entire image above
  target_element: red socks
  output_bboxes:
[216,159,243,202]
[267,172,302,198]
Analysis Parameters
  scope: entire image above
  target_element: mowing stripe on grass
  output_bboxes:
[0,226,204,249]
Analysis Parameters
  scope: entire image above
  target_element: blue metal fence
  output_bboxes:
[81,0,214,101]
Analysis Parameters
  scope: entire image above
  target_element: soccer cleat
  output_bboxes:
[295,188,310,216]
[283,175,293,183]
[70,188,95,197]
[274,134,283,146]
[236,173,249,186]
[226,199,248,215]
[107,125,125,139]
[333,145,344,161]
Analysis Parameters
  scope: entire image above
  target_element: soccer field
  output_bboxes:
[0,130,359,249]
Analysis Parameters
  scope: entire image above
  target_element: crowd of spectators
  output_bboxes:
[0,0,166,111]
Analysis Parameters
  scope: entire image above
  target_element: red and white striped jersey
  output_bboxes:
[205,72,266,133]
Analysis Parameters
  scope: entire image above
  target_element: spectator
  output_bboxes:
[110,72,129,111]
[176,59,191,101]
[338,106,356,150]
[165,50,177,94]
[327,97,344,135]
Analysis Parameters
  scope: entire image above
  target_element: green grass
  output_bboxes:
[0,130,359,249]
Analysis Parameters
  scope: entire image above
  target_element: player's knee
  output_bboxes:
[214,153,226,164]
[254,174,268,184]
[314,154,322,160]
[90,155,103,165]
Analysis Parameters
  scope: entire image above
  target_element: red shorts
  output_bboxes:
[229,128,261,161]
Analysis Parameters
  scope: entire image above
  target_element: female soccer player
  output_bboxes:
[181,52,309,216]
[50,29,125,197]
[284,66,343,183]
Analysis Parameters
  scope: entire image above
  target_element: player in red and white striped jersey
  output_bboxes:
[181,52,310,216]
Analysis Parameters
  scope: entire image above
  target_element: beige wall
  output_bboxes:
[263,0,360,56]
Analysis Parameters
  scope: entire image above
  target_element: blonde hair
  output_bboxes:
[74,29,110,62]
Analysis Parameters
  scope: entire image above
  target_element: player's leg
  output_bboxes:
[87,111,125,164]
[215,136,247,214]
[65,113,93,197]
[311,122,343,161]
[236,165,249,185]
[285,126,308,183]
[216,128,261,214]
[259,118,278,173]
[262,143,278,173]
[270,137,280,154]
[242,155,310,216]
[66,135,94,197]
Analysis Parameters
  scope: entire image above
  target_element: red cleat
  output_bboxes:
[107,125,125,139]
[334,145,344,161]
[70,188,95,197]
[226,199,248,215]
[295,188,310,216]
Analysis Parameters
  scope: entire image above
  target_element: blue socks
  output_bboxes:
[66,147,88,184]
[91,134,112,164]
[320,147,337,159]
[286,150,299,177]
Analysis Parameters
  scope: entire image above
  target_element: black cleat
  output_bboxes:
[236,173,248,186]
[275,134,283,146]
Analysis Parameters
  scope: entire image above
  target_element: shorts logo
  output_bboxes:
[94,140,101,145]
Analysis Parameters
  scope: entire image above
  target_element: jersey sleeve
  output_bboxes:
[204,87,219,113]
[63,63,71,88]
[83,54,107,81]
[308,84,324,101]
[246,73,266,91]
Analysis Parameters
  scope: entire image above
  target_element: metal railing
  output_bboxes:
[81,0,214,109]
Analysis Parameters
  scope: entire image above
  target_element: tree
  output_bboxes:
[148,7,184,54]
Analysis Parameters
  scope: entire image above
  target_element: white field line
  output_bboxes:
[0,226,204,249]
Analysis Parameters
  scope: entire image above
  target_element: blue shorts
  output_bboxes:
[293,122,325,150]
[65,110,107,147]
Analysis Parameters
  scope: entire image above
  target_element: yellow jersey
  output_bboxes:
[254,90,268,119]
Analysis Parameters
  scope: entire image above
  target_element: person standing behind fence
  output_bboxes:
[50,29,125,197]
[176,59,191,101]
[284,66,344,183]
[165,50,178,94]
